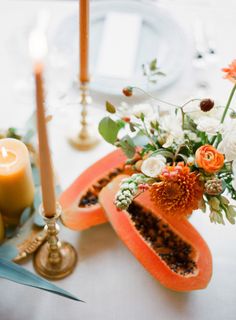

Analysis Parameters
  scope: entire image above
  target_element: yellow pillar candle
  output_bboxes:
[0,138,34,226]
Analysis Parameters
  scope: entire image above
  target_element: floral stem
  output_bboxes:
[220,84,236,123]
[131,87,179,108]
[211,84,236,146]
[141,118,158,149]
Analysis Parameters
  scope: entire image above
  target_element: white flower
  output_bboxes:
[141,155,166,178]
[160,115,184,147]
[184,130,201,142]
[196,116,223,136]
[218,122,236,161]
[183,100,219,121]
[187,156,195,166]
[132,103,154,118]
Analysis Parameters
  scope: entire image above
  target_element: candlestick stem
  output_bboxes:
[69,82,99,150]
[33,203,77,280]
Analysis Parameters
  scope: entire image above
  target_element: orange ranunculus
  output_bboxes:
[222,60,236,83]
[195,145,224,174]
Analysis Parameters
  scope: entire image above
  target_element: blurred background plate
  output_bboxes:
[52,0,189,96]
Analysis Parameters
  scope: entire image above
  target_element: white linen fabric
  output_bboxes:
[0,1,236,319]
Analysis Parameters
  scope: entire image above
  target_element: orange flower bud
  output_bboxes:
[123,86,133,97]
[195,145,224,174]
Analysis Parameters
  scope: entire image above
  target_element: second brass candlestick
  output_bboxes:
[34,203,77,280]
[69,82,99,150]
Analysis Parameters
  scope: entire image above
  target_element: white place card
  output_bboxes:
[96,12,142,79]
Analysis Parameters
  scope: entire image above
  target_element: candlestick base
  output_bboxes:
[33,203,77,280]
[69,131,99,151]
[34,241,77,280]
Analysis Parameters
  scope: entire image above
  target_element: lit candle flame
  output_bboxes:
[29,28,48,61]
[1,147,8,159]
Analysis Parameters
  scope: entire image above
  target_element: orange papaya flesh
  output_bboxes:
[99,175,212,292]
[59,149,129,230]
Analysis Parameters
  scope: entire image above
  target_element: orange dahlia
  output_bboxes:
[150,163,204,218]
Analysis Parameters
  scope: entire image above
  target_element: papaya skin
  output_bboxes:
[99,175,213,292]
[59,149,128,230]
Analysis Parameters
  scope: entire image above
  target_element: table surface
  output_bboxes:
[1,1,236,320]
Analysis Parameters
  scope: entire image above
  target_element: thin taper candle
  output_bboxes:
[79,0,89,83]
[35,63,56,217]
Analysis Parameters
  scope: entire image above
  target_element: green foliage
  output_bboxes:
[142,58,166,84]
[98,117,120,144]
[106,101,116,114]
[119,135,136,158]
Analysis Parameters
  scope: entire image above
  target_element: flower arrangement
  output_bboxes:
[99,59,236,225]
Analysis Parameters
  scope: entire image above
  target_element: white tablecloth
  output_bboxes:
[0,1,236,319]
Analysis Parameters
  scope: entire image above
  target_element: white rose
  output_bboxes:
[218,126,236,161]
[132,103,154,118]
[141,155,166,178]
[196,116,222,136]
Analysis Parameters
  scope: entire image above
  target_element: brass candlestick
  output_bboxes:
[33,203,77,280]
[69,82,99,150]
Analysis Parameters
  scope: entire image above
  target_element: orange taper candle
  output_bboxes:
[79,0,90,83]
[34,63,56,217]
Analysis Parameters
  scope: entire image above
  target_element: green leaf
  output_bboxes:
[119,135,135,158]
[150,149,174,159]
[129,122,136,132]
[98,117,120,144]
[149,58,157,71]
[116,120,126,130]
[0,258,82,302]
[106,101,116,114]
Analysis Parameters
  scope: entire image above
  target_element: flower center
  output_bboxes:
[164,182,181,199]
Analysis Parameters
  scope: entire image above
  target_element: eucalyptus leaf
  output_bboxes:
[178,153,189,162]
[106,101,116,114]
[0,258,82,302]
[20,207,32,226]
[119,135,135,158]
[98,117,120,144]
[150,149,174,159]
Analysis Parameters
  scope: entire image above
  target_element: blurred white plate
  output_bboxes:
[52,0,189,95]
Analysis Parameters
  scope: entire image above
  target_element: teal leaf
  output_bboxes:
[0,258,82,302]
[119,135,135,158]
[0,244,18,260]
[98,117,120,144]
[20,207,32,226]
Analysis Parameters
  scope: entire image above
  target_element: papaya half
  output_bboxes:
[99,175,212,291]
[60,149,129,230]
